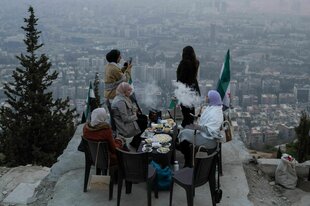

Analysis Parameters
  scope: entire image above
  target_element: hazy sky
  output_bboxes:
[1,0,310,17]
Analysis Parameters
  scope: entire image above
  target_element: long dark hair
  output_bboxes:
[182,46,199,75]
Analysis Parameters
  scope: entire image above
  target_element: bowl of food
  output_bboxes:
[142,147,152,153]
[157,147,170,154]
[145,138,153,144]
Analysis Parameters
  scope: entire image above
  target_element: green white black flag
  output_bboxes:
[216,50,231,108]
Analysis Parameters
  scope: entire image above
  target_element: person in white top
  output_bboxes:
[177,90,223,167]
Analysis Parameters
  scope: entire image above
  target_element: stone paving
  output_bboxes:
[0,124,254,206]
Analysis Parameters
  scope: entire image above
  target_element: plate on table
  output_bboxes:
[161,142,171,148]
[153,134,172,143]
[145,138,153,144]
[157,147,170,154]
[142,147,153,153]
[154,129,164,134]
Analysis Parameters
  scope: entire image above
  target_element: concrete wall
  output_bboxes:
[257,158,310,178]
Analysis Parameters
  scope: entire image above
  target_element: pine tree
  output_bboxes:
[93,72,101,108]
[295,111,310,163]
[0,6,76,167]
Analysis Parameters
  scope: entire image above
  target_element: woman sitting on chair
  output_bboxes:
[83,108,124,165]
[177,90,223,168]
[111,82,144,149]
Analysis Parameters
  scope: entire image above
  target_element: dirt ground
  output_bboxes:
[243,161,310,206]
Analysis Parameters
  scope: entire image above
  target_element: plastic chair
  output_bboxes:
[116,148,158,206]
[169,147,219,206]
[82,136,116,200]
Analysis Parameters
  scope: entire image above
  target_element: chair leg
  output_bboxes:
[83,163,91,192]
[154,175,158,198]
[117,177,123,206]
[218,143,223,176]
[185,186,194,206]
[147,180,152,206]
[125,181,132,194]
[109,170,114,200]
[209,163,217,206]
[169,180,174,206]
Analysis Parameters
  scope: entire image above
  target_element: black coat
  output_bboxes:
[176,59,201,95]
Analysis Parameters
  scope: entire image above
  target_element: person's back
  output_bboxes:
[83,108,124,166]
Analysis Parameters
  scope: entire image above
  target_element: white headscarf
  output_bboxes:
[90,108,109,127]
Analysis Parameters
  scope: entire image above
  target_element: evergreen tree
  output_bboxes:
[93,72,101,108]
[0,6,76,167]
[295,111,310,163]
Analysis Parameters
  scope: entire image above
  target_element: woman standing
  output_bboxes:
[104,49,132,102]
[177,46,201,128]
[177,90,223,167]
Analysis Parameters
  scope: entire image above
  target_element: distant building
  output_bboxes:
[242,95,258,107]
[77,57,90,72]
[261,94,277,105]
[262,79,280,94]
[294,84,310,103]
[278,93,296,105]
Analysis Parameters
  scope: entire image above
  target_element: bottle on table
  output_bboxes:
[173,160,179,172]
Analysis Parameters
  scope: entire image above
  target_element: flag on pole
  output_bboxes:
[169,97,178,109]
[81,81,96,123]
[216,50,231,109]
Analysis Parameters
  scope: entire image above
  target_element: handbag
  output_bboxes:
[195,145,209,158]
[88,142,111,190]
[150,161,172,190]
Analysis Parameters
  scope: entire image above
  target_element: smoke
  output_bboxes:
[139,81,162,109]
[173,81,203,108]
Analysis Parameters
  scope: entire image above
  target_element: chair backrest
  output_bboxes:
[106,100,117,132]
[83,136,110,170]
[172,123,178,142]
[193,147,218,187]
[116,148,149,182]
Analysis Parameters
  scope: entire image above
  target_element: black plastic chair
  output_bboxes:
[169,147,219,206]
[82,136,116,200]
[116,148,158,206]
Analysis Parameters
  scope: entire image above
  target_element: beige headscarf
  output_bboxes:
[116,82,132,96]
[90,108,109,127]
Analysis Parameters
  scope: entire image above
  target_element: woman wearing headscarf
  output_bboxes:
[177,90,223,167]
[111,82,143,149]
[104,49,132,102]
[83,108,124,165]
[177,46,201,128]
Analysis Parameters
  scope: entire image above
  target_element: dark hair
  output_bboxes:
[182,45,199,76]
[182,46,197,63]
[106,49,121,63]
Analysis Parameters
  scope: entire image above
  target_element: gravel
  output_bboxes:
[243,162,291,206]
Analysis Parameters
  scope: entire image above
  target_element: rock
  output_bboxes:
[2,190,7,195]
[269,181,275,186]
[257,170,263,176]
[282,196,287,200]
